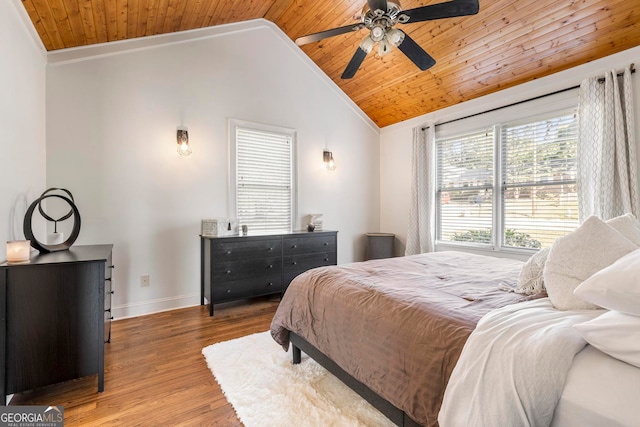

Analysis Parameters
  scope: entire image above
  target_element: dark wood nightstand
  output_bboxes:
[0,244,113,404]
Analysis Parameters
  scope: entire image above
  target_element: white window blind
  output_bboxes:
[235,126,294,233]
[435,108,578,251]
[437,129,494,245]
[502,112,578,248]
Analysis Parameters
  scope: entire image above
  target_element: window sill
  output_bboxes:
[434,242,537,262]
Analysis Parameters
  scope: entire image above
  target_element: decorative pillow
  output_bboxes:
[574,310,640,368]
[543,216,638,310]
[515,247,550,295]
[574,248,640,316]
[606,213,640,246]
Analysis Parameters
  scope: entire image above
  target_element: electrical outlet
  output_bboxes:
[140,274,150,287]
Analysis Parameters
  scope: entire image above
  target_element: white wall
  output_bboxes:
[380,46,640,258]
[45,21,380,318]
[0,1,46,260]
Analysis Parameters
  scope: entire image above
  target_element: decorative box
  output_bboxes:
[201,218,238,237]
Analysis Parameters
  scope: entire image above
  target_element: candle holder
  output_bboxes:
[6,240,31,264]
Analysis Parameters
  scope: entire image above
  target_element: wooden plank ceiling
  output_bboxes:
[21,0,640,128]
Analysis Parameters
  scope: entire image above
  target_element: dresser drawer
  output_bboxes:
[213,257,282,283]
[105,252,113,280]
[283,252,336,274]
[213,275,282,302]
[283,235,336,255]
[283,254,336,291]
[104,309,113,343]
[104,279,112,311]
[214,239,281,261]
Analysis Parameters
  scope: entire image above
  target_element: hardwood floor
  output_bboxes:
[9,297,280,426]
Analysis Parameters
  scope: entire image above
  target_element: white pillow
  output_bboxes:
[574,310,640,368]
[515,247,550,295]
[574,248,640,316]
[606,213,640,246]
[543,216,638,310]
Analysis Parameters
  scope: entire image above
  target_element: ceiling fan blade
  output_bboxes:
[341,47,369,79]
[367,0,388,13]
[402,0,479,23]
[295,24,364,46]
[397,32,436,71]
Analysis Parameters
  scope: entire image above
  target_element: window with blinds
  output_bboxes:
[233,123,295,234]
[436,109,578,250]
[437,129,494,245]
[502,112,578,248]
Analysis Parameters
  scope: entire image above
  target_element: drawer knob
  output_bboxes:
[226,289,231,293]
[226,270,231,274]
[268,282,273,286]
[268,247,273,251]
[323,242,328,246]
[292,244,297,248]
[268,264,273,269]
[292,261,297,265]
[324,258,329,261]
[226,250,232,255]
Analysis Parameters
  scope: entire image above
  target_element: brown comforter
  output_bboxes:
[270,251,535,427]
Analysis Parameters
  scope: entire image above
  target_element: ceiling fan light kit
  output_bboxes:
[295,0,480,79]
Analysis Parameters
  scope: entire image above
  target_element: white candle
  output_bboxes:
[48,232,64,245]
[6,240,31,264]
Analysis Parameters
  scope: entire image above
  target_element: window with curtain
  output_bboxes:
[229,119,296,234]
[436,109,579,250]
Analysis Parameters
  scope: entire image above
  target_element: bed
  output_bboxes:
[271,214,640,426]
[270,251,537,426]
[271,249,640,427]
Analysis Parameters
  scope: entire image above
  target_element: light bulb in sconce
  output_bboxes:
[323,150,336,170]
[177,129,192,156]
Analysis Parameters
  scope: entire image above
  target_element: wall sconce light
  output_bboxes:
[177,129,192,156]
[323,150,336,170]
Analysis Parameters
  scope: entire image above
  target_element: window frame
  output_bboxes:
[228,118,297,233]
[434,91,579,256]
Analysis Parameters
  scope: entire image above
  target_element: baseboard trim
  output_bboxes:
[112,293,200,320]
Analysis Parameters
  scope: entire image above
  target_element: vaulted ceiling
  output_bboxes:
[20,0,640,127]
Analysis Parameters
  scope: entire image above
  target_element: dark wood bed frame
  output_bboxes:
[290,332,422,427]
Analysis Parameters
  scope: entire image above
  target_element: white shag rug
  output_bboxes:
[201,331,395,427]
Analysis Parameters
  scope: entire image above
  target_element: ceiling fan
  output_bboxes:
[295,0,479,79]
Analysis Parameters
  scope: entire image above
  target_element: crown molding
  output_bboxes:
[9,0,47,62]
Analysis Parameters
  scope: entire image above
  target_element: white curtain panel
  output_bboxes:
[406,125,435,255]
[577,68,638,221]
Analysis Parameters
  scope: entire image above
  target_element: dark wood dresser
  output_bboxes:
[0,244,113,404]
[200,231,337,316]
